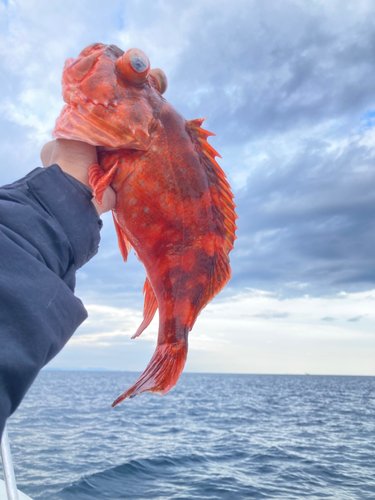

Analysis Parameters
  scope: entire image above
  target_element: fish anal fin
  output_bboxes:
[88,161,118,207]
[112,214,132,262]
[111,341,187,406]
[132,278,158,339]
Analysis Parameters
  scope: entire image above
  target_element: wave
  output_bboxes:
[56,452,250,500]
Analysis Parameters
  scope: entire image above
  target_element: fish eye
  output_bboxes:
[116,48,150,85]
[149,68,168,95]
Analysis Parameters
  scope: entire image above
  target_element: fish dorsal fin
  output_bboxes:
[186,118,238,325]
[132,277,158,339]
[113,213,132,262]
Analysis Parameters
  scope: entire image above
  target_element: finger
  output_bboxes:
[92,186,116,216]
[40,140,56,167]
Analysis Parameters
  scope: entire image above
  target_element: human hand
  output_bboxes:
[40,139,116,216]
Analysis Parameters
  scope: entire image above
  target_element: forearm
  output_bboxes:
[0,165,102,438]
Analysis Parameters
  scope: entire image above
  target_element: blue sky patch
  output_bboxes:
[360,110,375,130]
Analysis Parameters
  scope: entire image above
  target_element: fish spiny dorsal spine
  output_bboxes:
[186,119,238,326]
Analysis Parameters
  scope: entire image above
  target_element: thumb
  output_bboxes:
[92,186,116,216]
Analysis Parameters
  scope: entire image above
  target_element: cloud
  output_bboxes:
[48,288,375,375]
[150,0,375,141]
[245,311,290,320]
[347,315,367,323]
[231,126,375,295]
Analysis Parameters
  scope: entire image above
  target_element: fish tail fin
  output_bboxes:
[132,278,158,339]
[88,161,118,207]
[111,341,187,407]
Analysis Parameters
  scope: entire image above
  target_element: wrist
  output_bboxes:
[41,139,98,184]
[55,161,91,187]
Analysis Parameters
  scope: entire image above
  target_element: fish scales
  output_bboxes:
[53,43,237,405]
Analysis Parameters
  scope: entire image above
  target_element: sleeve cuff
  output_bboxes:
[27,164,102,269]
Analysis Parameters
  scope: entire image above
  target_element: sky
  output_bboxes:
[0,0,374,375]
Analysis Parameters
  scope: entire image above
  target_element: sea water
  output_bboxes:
[2,372,375,499]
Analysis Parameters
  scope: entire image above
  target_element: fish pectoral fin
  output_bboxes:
[89,161,133,262]
[113,214,132,262]
[88,161,118,207]
[132,278,158,339]
[111,341,187,406]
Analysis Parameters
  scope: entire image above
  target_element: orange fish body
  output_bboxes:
[53,44,237,405]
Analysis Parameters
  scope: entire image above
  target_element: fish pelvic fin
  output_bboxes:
[111,341,187,406]
[88,161,118,207]
[132,278,158,339]
[186,118,238,320]
[113,214,132,262]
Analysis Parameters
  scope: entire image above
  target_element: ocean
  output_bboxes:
[2,372,375,499]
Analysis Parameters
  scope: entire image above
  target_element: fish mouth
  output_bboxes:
[97,144,144,152]
[98,146,121,151]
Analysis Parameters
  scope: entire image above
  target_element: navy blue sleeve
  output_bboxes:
[0,165,102,438]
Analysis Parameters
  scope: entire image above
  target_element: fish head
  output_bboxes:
[53,43,168,151]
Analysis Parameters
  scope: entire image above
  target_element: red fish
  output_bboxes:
[53,43,237,406]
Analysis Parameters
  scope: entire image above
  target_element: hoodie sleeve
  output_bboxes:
[0,165,102,438]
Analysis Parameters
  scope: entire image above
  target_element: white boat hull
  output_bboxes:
[0,479,33,500]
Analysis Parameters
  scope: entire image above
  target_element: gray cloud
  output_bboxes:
[230,129,375,295]
[347,315,366,323]
[167,1,375,142]
[251,311,290,319]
